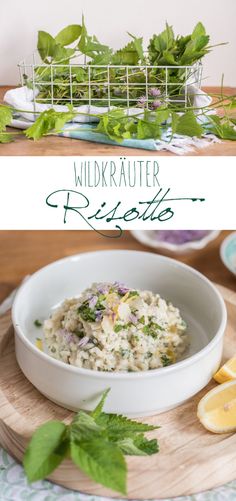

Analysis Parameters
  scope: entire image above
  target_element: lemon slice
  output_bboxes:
[214,355,236,383]
[197,380,236,433]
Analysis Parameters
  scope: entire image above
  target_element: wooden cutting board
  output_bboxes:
[0,283,236,499]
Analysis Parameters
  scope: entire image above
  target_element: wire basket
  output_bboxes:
[18,53,203,114]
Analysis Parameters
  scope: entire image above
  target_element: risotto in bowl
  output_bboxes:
[44,282,188,372]
[12,250,227,416]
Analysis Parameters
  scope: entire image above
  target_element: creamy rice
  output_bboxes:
[43,282,188,372]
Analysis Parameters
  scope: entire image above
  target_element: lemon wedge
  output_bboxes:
[214,355,236,383]
[197,380,236,433]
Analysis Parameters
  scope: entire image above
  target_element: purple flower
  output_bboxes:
[151,100,162,110]
[97,283,109,295]
[113,281,130,295]
[78,336,90,347]
[129,313,137,324]
[149,87,161,97]
[88,295,98,309]
[95,310,103,322]
[155,230,210,245]
[137,95,147,108]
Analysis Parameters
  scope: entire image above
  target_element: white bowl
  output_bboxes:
[131,230,220,254]
[12,250,227,417]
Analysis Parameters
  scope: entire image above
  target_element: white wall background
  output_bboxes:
[0,0,235,86]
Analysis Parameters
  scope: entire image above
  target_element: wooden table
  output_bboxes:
[0,230,234,305]
[1,86,235,156]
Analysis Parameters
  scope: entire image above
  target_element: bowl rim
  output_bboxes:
[220,232,236,276]
[12,249,227,380]
[131,230,221,252]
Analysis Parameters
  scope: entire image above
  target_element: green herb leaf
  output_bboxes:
[25,109,75,140]
[55,25,82,46]
[71,438,127,494]
[114,324,124,333]
[117,434,159,456]
[0,105,13,132]
[176,111,204,138]
[95,413,158,438]
[71,411,102,441]
[91,389,110,419]
[34,319,42,327]
[23,421,68,482]
[37,31,57,63]
[0,132,15,143]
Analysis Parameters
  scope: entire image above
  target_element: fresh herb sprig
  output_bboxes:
[26,20,219,108]
[1,93,236,145]
[23,389,159,494]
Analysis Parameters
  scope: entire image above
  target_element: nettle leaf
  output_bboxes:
[25,109,75,140]
[0,105,13,132]
[128,33,145,62]
[175,111,204,137]
[71,411,102,441]
[112,40,141,65]
[117,434,159,456]
[91,389,110,419]
[37,31,57,62]
[95,412,158,437]
[55,25,82,46]
[71,438,127,494]
[23,421,68,482]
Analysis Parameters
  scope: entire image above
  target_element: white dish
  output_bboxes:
[131,230,220,254]
[12,250,227,417]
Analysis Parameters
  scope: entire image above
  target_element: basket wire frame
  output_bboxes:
[18,53,203,116]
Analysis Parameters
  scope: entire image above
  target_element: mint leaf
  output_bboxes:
[55,25,82,46]
[91,389,110,419]
[71,438,127,494]
[176,111,203,138]
[23,421,68,482]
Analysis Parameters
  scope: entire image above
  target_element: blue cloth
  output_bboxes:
[61,124,158,150]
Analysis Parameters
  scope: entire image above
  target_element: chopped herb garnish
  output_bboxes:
[139,316,145,325]
[78,303,96,322]
[127,291,139,299]
[74,331,85,338]
[142,321,164,339]
[114,324,123,333]
[161,355,171,367]
[34,320,42,328]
